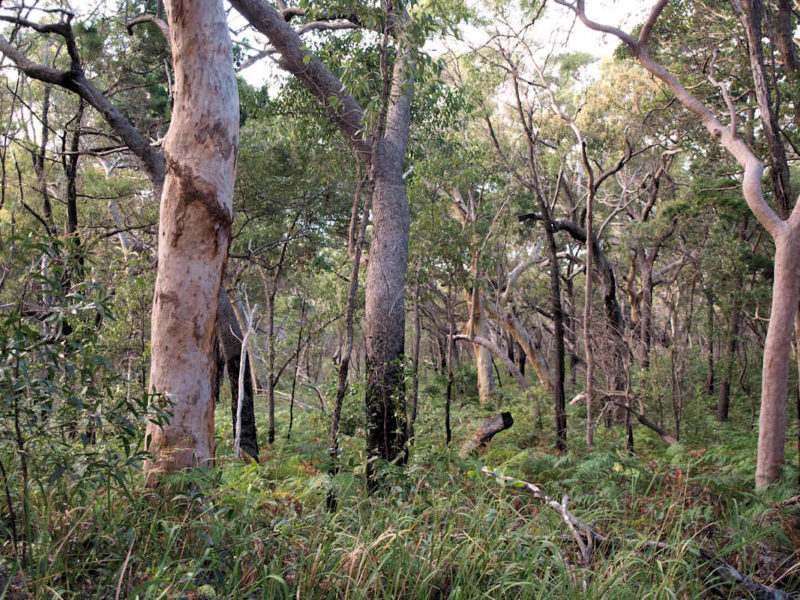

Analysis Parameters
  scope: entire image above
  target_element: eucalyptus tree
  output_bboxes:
[229,0,465,486]
[139,0,239,475]
[0,1,240,475]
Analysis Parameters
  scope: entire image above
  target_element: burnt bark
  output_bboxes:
[638,252,654,369]
[408,278,421,442]
[518,213,627,395]
[331,168,371,483]
[445,282,455,445]
[717,296,741,422]
[705,291,715,395]
[459,412,514,456]
[287,298,306,439]
[540,213,567,451]
[217,292,259,460]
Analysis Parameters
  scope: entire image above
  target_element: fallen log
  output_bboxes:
[459,412,514,457]
[609,401,677,445]
[482,466,795,599]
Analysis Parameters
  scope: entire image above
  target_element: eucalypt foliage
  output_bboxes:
[0,234,160,572]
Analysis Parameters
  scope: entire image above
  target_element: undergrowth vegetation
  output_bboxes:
[2,368,798,599]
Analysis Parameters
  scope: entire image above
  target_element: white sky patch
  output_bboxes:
[236,0,648,87]
[26,0,648,87]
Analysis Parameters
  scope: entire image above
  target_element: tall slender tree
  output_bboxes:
[144,0,239,475]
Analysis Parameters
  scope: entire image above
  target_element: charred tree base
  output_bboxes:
[365,361,407,493]
[459,412,514,457]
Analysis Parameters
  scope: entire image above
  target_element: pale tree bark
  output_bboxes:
[441,186,498,402]
[0,11,260,452]
[454,335,529,391]
[144,0,238,477]
[442,186,551,392]
[466,290,497,402]
[556,0,800,488]
[795,308,800,485]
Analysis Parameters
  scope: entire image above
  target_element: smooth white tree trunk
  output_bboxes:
[467,292,496,403]
[756,230,800,487]
[145,0,239,478]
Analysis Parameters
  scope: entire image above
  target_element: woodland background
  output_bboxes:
[0,0,799,598]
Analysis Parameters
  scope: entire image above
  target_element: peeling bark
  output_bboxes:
[145,0,238,478]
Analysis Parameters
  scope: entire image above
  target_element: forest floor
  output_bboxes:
[4,379,800,599]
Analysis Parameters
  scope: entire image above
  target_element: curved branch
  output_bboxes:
[126,14,170,40]
[553,0,784,238]
[229,0,369,158]
[454,334,530,391]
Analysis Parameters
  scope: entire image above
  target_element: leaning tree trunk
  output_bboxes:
[145,0,238,478]
[363,41,412,490]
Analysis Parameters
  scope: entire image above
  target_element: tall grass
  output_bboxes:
[1,382,798,598]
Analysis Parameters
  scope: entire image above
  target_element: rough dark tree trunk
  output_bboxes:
[717,297,741,422]
[287,298,306,439]
[408,278,421,442]
[229,0,415,490]
[445,281,455,445]
[638,252,654,369]
[217,292,259,461]
[363,36,413,488]
[331,170,371,487]
[705,291,715,395]
[538,208,567,451]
